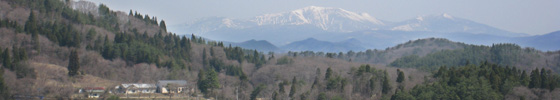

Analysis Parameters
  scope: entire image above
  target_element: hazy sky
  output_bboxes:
[84,0,560,35]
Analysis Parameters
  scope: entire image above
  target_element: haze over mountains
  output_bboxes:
[172,6,559,52]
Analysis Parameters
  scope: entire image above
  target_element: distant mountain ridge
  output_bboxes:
[226,38,366,52]
[390,13,527,37]
[517,31,560,51]
[282,38,366,52]
[229,39,281,52]
[170,6,560,52]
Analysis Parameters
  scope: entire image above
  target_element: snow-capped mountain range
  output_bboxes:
[170,6,559,52]
[176,6,523,36]
[252,6,384,32]
[177,6,387,34]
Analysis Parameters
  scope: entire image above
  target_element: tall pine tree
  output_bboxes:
[529,69,540,88]
[2,48,11,70]
[325,67,333,80]
[24,10,38,35]
[382,70,392,94]
[0,67,8,99]
[396,69,405,83]
[289,77,297,97]
[159,20,167,32]
[67,50,80,76]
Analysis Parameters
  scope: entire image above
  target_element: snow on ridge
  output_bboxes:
[251,6,384,29]
[443,13,454,19]
[222,18,237,28]
[416,16,424,21]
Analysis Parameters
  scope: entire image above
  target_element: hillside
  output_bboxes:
[287,37,560,73]
[388,42,560,73]
[338,38,468,65]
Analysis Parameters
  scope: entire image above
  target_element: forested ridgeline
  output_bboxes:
[390,43,560,72]
[391,63,560,100]
[282,38,560,73]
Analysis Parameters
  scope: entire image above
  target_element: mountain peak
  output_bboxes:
[442,13,454,19]
[251,6,384,32]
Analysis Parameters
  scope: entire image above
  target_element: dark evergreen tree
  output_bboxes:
[250,84,265,100]
[365,64,371,72]
[520,70,529,86]
[390,90,415,100]
[0,68,8,100]
[289,77,297,97]
[396,69,405,83]
[540,68,548,89]
[325,67,333,80]
[205,69,220,93]
[67,50,80,76]
[382,70,391,94]
[197,70,206,93]
[317,92,327,100]
[278,82,285,94]
[529,69,540,88]
[159,20,167,32]
[202,48,208,67]
[311,76,319,89]
[86,28,96,41]
[24,10,38,35]
[2,48,12,70]
[369,77,375,92]
[272,91,278,100]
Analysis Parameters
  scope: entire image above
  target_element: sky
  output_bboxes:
[84,0,560,35]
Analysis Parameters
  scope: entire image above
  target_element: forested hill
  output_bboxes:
[287,37,560,73]
[284,38,468,65]
[0,0,266,99]
[389,42,560,73]
[392,63,560,100]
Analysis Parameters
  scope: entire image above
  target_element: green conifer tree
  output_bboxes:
[159,20,167,32]
[289,77,297,97]
[382,70,392,94]
[529,69,541,88]
[2,48,12,70]
[0,67,9,99]
[67,50,80,76]
[325,67,333,80]
[397,69,405,83]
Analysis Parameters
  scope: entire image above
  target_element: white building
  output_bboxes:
[115,83,157,94]
[83,87,105,98]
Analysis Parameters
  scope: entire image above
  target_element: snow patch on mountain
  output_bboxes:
[443,13,454,19]
[416,16,424,21]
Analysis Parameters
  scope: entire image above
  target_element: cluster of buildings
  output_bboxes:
[80,80,190,98]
